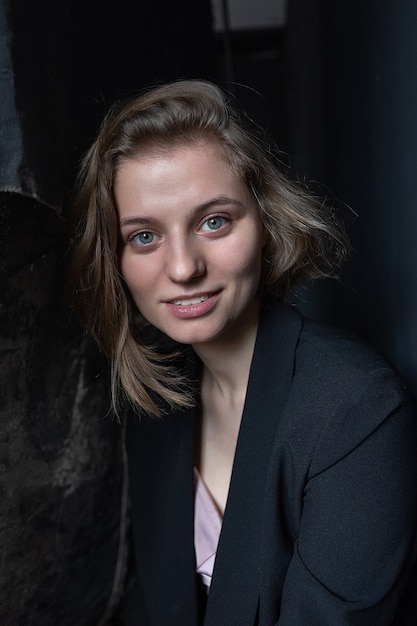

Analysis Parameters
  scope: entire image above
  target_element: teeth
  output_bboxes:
[173,295,209,306]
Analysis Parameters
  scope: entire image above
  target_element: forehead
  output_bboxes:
[115,140,241,194]
[116,140,241,189]
[113,140,255,221]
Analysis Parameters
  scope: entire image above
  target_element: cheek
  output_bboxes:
[223,234,264,280]
[119,255,153,301]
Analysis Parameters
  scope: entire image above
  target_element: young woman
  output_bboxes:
[68,80,417,625]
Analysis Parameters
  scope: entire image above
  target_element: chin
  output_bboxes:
[163,324,222,347]
[168,332,217,346]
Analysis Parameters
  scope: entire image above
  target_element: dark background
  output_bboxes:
[1,0,416,623]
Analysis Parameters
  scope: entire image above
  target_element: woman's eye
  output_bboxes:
[132,231,155,245]
[201,216,228,231]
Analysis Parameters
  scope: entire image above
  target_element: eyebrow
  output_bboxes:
[119,195,242,227]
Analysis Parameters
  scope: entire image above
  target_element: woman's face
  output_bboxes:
[115,141,267,349]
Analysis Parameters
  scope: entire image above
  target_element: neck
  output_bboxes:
[192,300,261,410]
[192,302,262,512]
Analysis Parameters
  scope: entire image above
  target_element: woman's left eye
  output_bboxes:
[201,216,228,231]
[132,231,156,245]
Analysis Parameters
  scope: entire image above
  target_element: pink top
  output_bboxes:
[194,469,223,591]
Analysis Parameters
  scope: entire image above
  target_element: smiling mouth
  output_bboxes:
[172,295,209,306]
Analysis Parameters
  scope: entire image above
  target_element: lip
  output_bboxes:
[164,291,220,318]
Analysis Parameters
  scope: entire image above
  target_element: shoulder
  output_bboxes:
[260,301,410,401]
[265,307,416,474]
[295,316,410,406]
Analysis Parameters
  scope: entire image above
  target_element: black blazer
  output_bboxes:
[125,303,417,625]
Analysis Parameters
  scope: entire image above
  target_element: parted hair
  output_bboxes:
[68,79,349,417]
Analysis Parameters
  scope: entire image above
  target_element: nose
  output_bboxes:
[166,239,206,283]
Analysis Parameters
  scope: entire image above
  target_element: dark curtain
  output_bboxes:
[282,0,417,397]
[2,0,213,208]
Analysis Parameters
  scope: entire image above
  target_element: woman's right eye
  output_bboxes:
[132,231,155,245]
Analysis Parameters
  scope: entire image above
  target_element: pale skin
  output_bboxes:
[115,141,267,513]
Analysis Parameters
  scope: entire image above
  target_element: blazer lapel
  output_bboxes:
[204,303,303,625]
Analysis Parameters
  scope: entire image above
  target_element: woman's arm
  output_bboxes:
[278,402,417,625]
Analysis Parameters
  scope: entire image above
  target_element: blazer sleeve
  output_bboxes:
[277,371,417,625]
[118,572,151,626]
